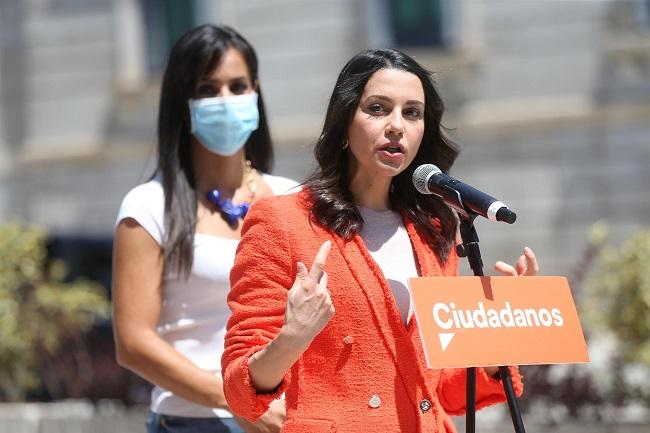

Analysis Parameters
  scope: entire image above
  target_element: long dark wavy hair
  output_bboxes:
[155,24,273,277]
[304,49,460,261]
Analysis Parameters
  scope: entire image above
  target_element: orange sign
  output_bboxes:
[408,276,589,369]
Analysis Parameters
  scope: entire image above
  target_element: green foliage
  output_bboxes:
[0,221,109,401]
[584,226,650,365]
[519,224,650,420]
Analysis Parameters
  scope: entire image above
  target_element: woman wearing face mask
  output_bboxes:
[112,24,296,433]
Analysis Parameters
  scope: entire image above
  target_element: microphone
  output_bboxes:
[412,164,516,224]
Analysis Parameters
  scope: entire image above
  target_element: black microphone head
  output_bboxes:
[496,207,517,224]
[412,164,442,194]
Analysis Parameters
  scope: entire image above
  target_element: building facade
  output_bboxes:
[0,0,648,279]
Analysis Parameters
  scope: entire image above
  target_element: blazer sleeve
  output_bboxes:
[436,366,523,415]
[221,198,295,421]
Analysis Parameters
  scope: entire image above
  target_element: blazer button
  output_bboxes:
[420,399,432,412]
[368,395,381,408]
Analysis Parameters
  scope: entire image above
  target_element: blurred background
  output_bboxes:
[0,0,648,431]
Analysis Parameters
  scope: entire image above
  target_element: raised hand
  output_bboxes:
[282,240,335,348]
[247,240,335,393]
[494,246,539,277]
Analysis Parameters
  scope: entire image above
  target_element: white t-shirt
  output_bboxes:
[358,206,419,325]
[115,174,299,418]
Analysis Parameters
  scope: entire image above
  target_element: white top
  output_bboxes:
[358,206,419,325]
[116,174,299,418]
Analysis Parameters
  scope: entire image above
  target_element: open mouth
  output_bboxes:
[379,143,404,155]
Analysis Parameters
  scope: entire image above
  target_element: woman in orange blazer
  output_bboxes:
[222,49,539,433]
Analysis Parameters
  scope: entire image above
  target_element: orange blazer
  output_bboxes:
[222,191,522,433]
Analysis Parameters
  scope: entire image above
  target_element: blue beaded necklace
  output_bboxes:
[205,160,257,225]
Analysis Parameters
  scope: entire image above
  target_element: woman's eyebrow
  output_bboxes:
[365,94,392,102]
[198,76,248,83]
[365,94,424,106]
[406,100,424,106]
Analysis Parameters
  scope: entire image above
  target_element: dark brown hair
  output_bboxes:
[304,49,459,260]
[156,24,273,277]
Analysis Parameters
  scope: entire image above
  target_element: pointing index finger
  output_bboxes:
[309,240,331,282]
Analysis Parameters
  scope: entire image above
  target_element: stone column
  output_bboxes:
[0,0,26,220]
[114,0,147,93]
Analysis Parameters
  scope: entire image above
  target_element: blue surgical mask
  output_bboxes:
[189,93,259,156]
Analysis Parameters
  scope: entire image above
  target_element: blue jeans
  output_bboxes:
[146,411,245,433]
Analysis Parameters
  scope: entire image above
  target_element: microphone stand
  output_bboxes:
[456,214,526,433]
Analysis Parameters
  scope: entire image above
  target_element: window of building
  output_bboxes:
[141,0,197,74]
[387,0,455,49]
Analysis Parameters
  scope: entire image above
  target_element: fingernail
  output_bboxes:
[524,246,532,254]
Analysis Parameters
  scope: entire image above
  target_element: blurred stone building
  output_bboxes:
[0,0,648,280]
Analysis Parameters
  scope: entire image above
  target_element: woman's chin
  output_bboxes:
[377,160,407,176]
